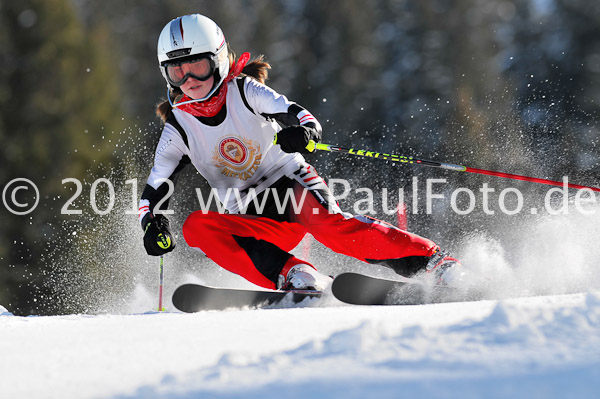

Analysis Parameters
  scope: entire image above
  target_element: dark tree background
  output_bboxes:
[1,0,598,314]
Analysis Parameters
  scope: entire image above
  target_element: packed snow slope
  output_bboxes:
[2,291,600,399]
[3,200,599,398]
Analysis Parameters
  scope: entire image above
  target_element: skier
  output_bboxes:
[139,14,460,292]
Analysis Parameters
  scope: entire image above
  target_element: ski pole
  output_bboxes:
[306,141,600,192]
[158,255,165,312]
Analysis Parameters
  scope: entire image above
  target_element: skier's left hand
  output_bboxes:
[274,125,321,154]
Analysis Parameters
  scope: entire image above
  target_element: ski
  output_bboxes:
[332,272,463,306]
[172,283,321,312]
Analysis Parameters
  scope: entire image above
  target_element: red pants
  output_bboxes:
[183,169,437,289]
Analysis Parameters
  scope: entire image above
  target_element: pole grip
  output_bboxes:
[306,140,331,152]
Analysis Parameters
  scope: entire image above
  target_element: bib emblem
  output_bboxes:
[219,138,248,165]
[213,136,262,181]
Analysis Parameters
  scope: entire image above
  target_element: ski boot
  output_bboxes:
[426,248,464,285]
[278,263,332,291]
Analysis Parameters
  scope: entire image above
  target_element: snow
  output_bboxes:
[2,291,600,399]
[2,205,599,398]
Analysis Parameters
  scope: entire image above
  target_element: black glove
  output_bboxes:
[274,125,321,154]
[142,213,176,256]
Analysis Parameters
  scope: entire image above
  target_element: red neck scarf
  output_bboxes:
[176,52,250,118]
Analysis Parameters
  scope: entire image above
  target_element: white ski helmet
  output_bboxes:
[157,14,229,101]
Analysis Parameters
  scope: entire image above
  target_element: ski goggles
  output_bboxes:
[162,55,215,87]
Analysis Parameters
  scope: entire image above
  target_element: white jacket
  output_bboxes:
[139,77,321,219]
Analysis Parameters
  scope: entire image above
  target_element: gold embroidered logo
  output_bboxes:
[213,136,262,181]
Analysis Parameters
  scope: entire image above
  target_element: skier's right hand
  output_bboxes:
[142,213,176,256]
